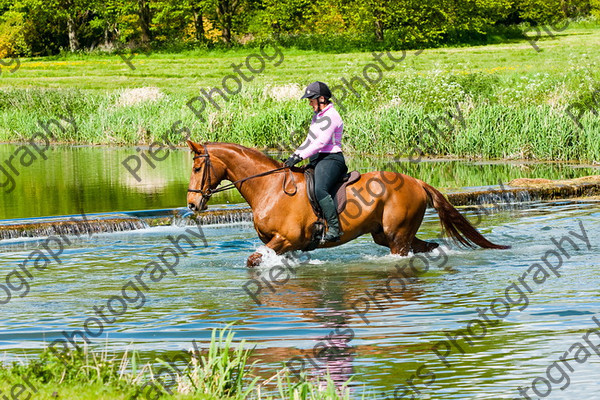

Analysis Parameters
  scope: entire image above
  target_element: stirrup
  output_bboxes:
[320,231,342,244]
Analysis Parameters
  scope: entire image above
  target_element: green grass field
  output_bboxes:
[1,20,599,161]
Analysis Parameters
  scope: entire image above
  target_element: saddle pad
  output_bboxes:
[334,171,361,213]
[304,168,361,216]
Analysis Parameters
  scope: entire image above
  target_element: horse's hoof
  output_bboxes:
[426,242,440,252]
[411,240,440,253]
[247,252,263,268]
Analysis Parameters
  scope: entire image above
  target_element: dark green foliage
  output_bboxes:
[1,0,599,56]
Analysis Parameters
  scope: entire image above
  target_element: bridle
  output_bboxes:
[187,145,214,200]
[187,145,297,201]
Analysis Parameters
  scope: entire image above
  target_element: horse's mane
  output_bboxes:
[208,142,284,168]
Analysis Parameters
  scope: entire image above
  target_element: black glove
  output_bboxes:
[283,154,302,168]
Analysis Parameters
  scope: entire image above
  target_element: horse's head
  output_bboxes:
[186,141,227,212]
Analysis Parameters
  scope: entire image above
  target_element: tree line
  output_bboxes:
[1,0,599,57]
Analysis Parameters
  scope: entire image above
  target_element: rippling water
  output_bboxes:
[0,200,599,399]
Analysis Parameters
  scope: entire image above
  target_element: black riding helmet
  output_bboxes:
[301,81,332,100]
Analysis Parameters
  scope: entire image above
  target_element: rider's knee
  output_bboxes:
[315,187,329,201]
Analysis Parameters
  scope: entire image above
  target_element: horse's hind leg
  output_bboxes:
[411,237,439,253]
[380,185,429,256]
[389,234,412,256]
[385,216,424,256]
[373,224,414,256]
[371,229,390,249]
[373,228,425,256]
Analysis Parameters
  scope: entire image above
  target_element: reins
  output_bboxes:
[187,145,297,199]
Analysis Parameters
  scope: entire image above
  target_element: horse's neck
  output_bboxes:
[215,146,283,208]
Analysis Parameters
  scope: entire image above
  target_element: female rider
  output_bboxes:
[284,81,348,243]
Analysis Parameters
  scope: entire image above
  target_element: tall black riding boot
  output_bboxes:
[318,195,343,243]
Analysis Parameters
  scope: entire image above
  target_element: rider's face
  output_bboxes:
[309,97,324,112]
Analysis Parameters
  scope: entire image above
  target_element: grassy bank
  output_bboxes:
[1,22,599,161]
[0,327,358,400]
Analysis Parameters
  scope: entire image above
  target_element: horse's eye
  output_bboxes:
[194,167,201,173]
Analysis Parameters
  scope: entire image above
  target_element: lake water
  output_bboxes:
[0,200,598,399]
[0,144,598,219]
[1,144,599,399]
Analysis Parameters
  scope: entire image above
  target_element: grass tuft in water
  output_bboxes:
[0,326,365,400]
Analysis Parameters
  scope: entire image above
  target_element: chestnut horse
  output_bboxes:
[186,142,508,266]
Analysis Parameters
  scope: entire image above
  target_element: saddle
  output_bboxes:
[302,167,360,251]
[302,167,361,251]
[304,167,361,218]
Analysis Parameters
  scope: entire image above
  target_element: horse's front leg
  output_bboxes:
[246,234,294,267]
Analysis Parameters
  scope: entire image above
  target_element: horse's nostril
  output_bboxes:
[188,203,197,211]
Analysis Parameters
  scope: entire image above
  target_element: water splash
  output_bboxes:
[171,209,196,227]
[252,245,321,273]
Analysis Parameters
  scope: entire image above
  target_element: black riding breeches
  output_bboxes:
[312,152,348,201]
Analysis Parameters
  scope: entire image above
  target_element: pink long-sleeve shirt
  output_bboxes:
[294,104,343,160]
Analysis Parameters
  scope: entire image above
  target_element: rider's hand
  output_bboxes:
[284,154,302,168]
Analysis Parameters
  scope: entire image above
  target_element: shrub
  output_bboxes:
[0,11,29,57]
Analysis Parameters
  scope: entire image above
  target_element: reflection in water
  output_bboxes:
[0,198,599,398]
[1,143,598,219]
[246,250,431,391]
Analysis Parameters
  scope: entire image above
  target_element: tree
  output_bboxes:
[214,0,243,44]
[52,0,94,51]
[92,0,128,48]
[339,0,385,40]
[0,10,29,56]
[137,0,152,43]
[448,0,513,32]
[253,0,311,36]
[592,0,600,17]
[7,0,87,54]
[157,0,214,42]
[190,0,214,41]
[514,0,566,24]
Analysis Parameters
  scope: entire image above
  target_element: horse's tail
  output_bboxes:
[419,180,510,250]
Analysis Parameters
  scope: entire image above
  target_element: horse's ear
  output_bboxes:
[187,140,202,153]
